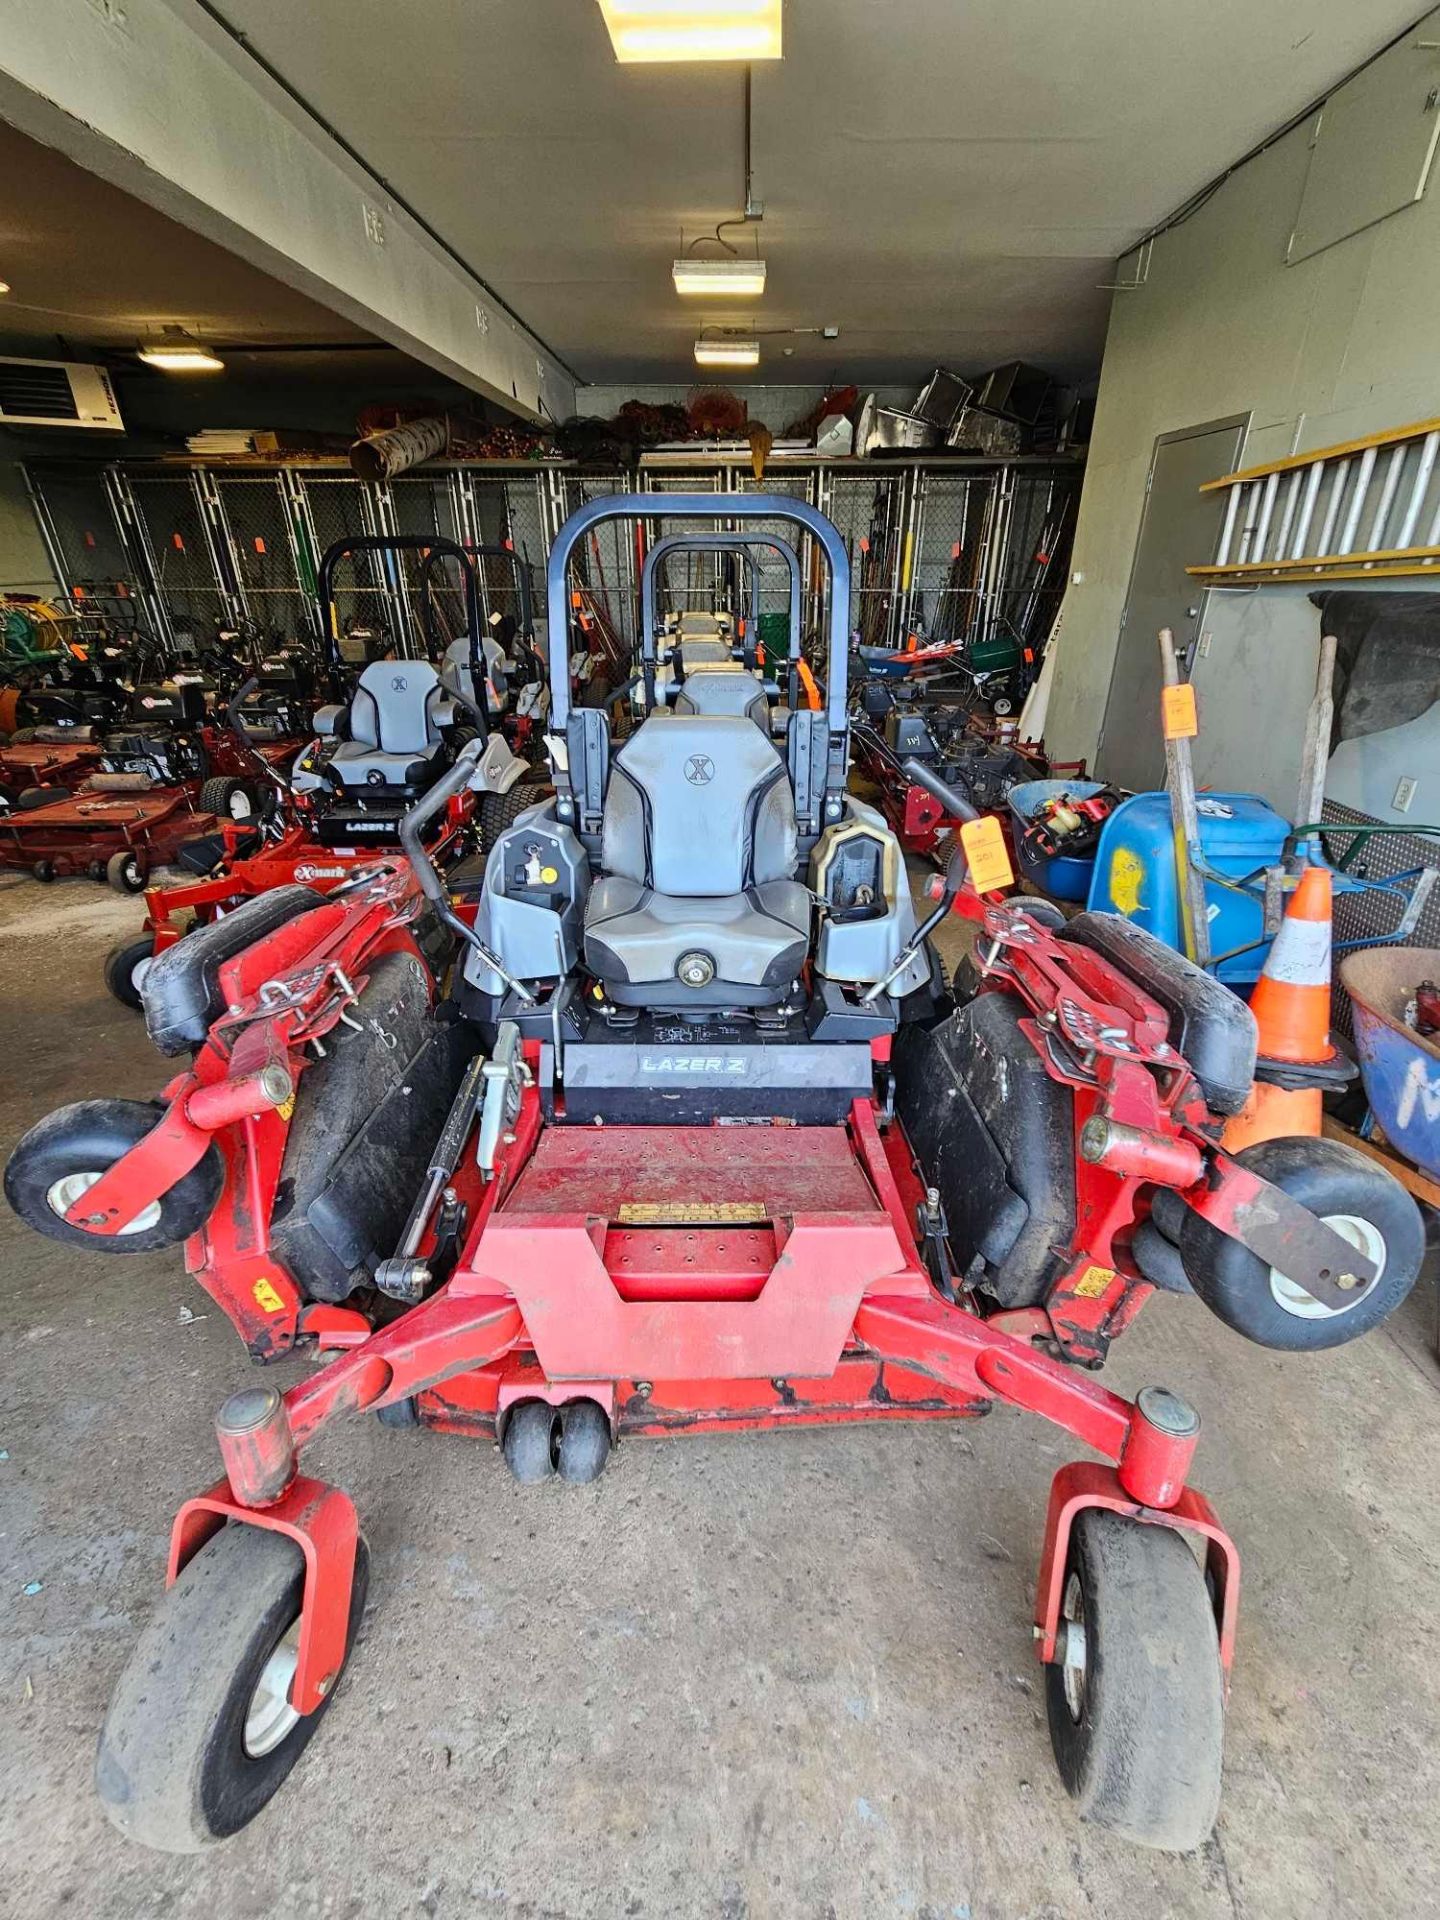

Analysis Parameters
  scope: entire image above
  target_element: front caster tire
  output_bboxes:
[1177,1136,1423,1350]
[3,1098,224,1254]
[502,1399,558,1482]
[103,934,158,1011]
[557,1399,611,1483]
[1045,1510,1223,1852]
[96,1525,370,1852]
[107,849,147,894]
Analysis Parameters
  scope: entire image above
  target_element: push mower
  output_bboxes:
[5,496,1424,1859]
[101,535,547,1007]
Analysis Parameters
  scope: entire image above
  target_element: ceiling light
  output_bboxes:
[0,281,10,296]
[137,330,225,373]
[694,337,760,368]
[672,256,767,297]
[596,0,782,64]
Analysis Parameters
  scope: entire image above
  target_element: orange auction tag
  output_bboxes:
[1162,682,1198,739]
[960,815,1014,895]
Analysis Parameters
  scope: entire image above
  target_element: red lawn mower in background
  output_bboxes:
[100,535,548,1007]
[4,495,1423,1858]
[0,676,302,890]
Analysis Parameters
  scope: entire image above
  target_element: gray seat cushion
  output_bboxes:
[585,875,810,1007]
[332,659,451,789]
[601,714,797,895]
[674,668,769,730]
[585,714,808,1008]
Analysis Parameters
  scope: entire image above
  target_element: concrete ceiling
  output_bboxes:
[0,118,378,364]
[199,0,1424,387]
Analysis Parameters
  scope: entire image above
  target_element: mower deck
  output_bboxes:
[0,786,213,875]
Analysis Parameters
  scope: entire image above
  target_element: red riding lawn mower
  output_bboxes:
[5,496,1423,1857]
[0,674,302,891]
[100,535,549,1008]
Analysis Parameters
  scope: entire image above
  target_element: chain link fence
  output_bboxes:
[22,457,1080,668]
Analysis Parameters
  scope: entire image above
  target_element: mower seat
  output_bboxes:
[442,633,508,715]
[142,884,324,1056]
[1059,911,1258,1116]
[583,713,810,1009]
[672,665,770,730]
[329,661,453,789]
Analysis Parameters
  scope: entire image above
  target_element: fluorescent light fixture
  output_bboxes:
[137,331,225,373]
[694,337,760,368]
[597,0,782,64]
[672,256,767,297]
[0,280,10,296]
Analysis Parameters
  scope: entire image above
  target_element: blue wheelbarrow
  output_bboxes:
[1339,945,1440,1185]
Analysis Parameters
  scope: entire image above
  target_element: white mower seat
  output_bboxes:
[331,660,453,787]
[583,713,810,1008]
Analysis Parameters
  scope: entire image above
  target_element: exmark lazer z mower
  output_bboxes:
[4,496,1423,1857]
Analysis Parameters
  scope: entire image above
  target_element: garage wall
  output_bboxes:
[0,460,57,596]
[1047,15,1440,822]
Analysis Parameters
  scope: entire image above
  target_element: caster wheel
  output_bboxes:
[32,859,56,882]
[1045,1509,1223,1851]
[1177,1136,1423,1349]
[376,1396,419,1428]
[107,850,147,894]
[87,859,106,883]
[557,1399,611,1483]
[103,935,158,1012]
[96,1525,369,1852]
[4,1098,223,1254]
[501,1399,558,1483]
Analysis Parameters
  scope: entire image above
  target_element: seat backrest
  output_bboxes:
[349,660,445,754]
[442,634,506,712]
[673,667,769,730]
[602,714,798,896]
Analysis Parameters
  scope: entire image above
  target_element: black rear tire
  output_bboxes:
[1045,1509,1223,1851]
[4,1098,223,1254]
[103,934,158,1011]
[16,785,61,810]
[96,1525,369,1852]
[32,859,56,882]
[1177,1136,1423,1350]
[199,777,258,822]
[477,782,547,854]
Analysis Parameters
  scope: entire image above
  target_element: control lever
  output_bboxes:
[373,1050,489,1302]
[397,739,537,1005]
[860,758,979,1006]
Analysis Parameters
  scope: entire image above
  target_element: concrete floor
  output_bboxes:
[2,868,1439,1920]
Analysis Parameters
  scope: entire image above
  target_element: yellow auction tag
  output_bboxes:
[960,815,1014,895]
[252,1277,286,1314]
[1072,1264,1117,1300]
[1161,682,1198,740]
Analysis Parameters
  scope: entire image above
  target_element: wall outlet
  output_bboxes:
[362,204,386,247]
[1393,775,1417,814]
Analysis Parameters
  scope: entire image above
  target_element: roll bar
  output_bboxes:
[547,493,848,732]
[416,542,537,662]
[315,534,491,729]
[640,532,803,705]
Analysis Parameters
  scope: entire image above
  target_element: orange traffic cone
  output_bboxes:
[1224,864,1338,1150]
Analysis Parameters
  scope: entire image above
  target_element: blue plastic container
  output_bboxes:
[1009,779,1107,901]
[1086,791,1291,986]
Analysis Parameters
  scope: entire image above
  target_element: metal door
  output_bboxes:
[1098,416,1248,791]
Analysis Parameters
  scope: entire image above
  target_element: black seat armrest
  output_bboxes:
[1059,911,1257,1117]
[142,884,325,1056]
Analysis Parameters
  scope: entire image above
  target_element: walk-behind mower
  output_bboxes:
[100,535,547,1007]
[5,497,1424,1858]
